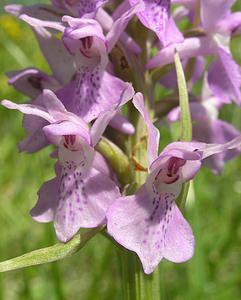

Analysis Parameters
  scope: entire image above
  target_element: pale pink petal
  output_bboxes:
[20,14,65,32]
[147,37,216,69]
[31,177,59,222]
[7,68,60,98]
[43,121,91,146]
[32,26,75,85]
[55,167,120,242]
[162,204,194,262]
[200,136,241,159]
[208,48,241,105]
[201,0,235,33]
[107,183,193,274]
[129,0,183,46]
[109,113,135,135]
[96,7,141,54]
[106,1,145,53]
[90,83,135,146]
[1,99,54,123]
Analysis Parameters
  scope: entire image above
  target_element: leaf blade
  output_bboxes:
[0,227,101,272]
[174,50,192,142]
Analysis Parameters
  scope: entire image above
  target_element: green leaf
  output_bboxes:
[174,51,192,210]
[0,227,102,273]
[174,50,192,142]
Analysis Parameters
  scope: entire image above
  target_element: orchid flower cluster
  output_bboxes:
[1,0,241,277]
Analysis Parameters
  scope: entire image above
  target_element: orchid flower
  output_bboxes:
[168,75,241,174]
[2,85,134,242]
[6,3,144,136]
[107,93,241,274]
[147,0,241,106]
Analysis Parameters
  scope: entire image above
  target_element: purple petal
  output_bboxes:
[96,8,141,54]
[111,0,130,20]
[66,70,132,123]
[150,142,203,181]
[162,204,194,262]
[155,142,204,161]
[78,0,108,18]
[31,177,59,222]
[109,113,135,135]
[43,121,91,146]
[90,83,135,146]
[7,68,60,98]
[200,135,241,159]
[150,159,201,185]
[20,14,65,32]
[161,16,184,46]
[31,26,75,85]
[42,89,67,115]
[1,99,54,123]
[42,89,90,133]
[201,0,235,33]
[16,95,50,153]
[55,166,120,242]
[107,184,193,274]
[168,103,241,174]
[129,0,183,46]
[147,37,216,69]
[106,1,145,52]
[19,114,49,153]
[201,120,241,174]
[62,16,106,56]
[133,93,160,167]
[1,96,54,152]
[218,12,241,34]
[208,48,241,105]
[167,106,180,122]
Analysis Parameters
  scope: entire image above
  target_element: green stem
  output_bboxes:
[120,250,160,300]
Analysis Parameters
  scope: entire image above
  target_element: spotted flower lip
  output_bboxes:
[1,87,134,242]
[107,92,241,274]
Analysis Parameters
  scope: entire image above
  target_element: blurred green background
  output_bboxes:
[0,1,241,299]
